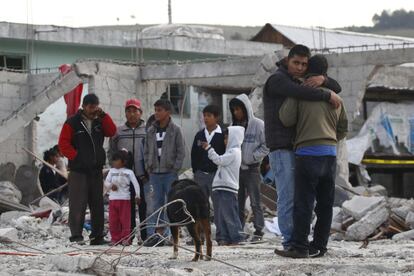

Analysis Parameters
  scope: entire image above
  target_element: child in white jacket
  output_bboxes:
[105,150,141,246]
[202,126,245,245]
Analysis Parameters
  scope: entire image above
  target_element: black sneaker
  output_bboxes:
[143,236,164,247]
[309,247,327,258]
[69,236,85,245]
[90,237,110,246]
[274,247,309,258]
[251,231,264,243]
[250,235,263,243]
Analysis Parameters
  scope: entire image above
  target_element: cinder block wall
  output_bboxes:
[0,71,32,167]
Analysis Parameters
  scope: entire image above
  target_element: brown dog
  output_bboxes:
[167,179,212,261]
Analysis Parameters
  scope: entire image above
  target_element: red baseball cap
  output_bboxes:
[125,99,142,111]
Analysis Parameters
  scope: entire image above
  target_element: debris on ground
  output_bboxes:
[332,187,414,243]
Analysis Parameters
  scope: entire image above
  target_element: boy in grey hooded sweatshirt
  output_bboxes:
[202,126,245,245]
[229,94,269,241]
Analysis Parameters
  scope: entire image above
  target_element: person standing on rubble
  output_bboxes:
[229,94,269,242]
[109,98,148,243]
[276,54,348,258]
[58,93,116,245]
[143,99,186,246]
[263,44,342,250]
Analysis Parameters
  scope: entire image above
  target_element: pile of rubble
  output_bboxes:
[331,187,414,242]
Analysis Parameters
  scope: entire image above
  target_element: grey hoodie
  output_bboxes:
[230,94,269,170]
[144,118,186,174]
[208,126,245,194]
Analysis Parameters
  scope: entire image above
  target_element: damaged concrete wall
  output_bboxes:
[0,71,31,166]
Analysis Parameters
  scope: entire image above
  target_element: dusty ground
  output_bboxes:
[1,222,414,276]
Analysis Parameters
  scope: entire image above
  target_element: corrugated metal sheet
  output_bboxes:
[367,65,414,90]
[271,24,414,51]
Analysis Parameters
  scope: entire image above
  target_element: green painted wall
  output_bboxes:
[0,38,225,70]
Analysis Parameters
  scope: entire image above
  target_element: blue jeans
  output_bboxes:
[144,172,177,236]
[212,190,243,244]
[268,150,295,247]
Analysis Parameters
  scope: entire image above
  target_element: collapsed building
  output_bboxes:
[0,22,414,206]
[0,22,414,275]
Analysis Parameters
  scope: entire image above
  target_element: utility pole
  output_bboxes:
[168,0,172,24]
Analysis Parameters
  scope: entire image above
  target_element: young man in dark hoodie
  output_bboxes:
[263,44,342,250]
[230,94,269,241]
[191,105,226,200]
[276,55,348,258]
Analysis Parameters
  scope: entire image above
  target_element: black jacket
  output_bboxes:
[39,166,66,200]
[63,111,108,171]
[263,64,341,151]
[191,128,226,173]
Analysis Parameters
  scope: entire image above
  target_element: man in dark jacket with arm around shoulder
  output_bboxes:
[58,93,116,245]
[263,44,342,250]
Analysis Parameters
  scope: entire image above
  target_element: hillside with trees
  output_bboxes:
[342,9,414,38]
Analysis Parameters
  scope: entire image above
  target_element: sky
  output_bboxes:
[1,0,414,29]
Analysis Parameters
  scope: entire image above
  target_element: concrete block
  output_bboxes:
[0,211,30,224]
[392,205,414,220]
[74,61,98,76]
[392,229,414,241]
[342,196,386,220]
[0,227,18,242]
[345,203,388,241]
[331,207,343,232]
[47,255,112,274]
[368,185,388,196]
[405,212,414,229]
[0,181,22,203]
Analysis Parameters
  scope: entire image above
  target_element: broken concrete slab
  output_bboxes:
[0,162,16,182]
[342,196,386,220]
[392,205,414,220]
[0,227,18,242]
[47,255,112,274]
[331,207,343,232]
[345,203,389,241]
[392,229,414,241]
[0,211,31,225]
[367,185,388,196]
[0,181,22,203]
[0,198,31,213]
[405,212,414,229]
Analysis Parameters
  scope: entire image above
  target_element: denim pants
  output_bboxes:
[268,150,295,247]
[291,155,336,252]
[238,166,265,234]
[212,190,243,243]
[144,172,177,236]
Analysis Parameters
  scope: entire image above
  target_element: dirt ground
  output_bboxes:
[1,223,414,276]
